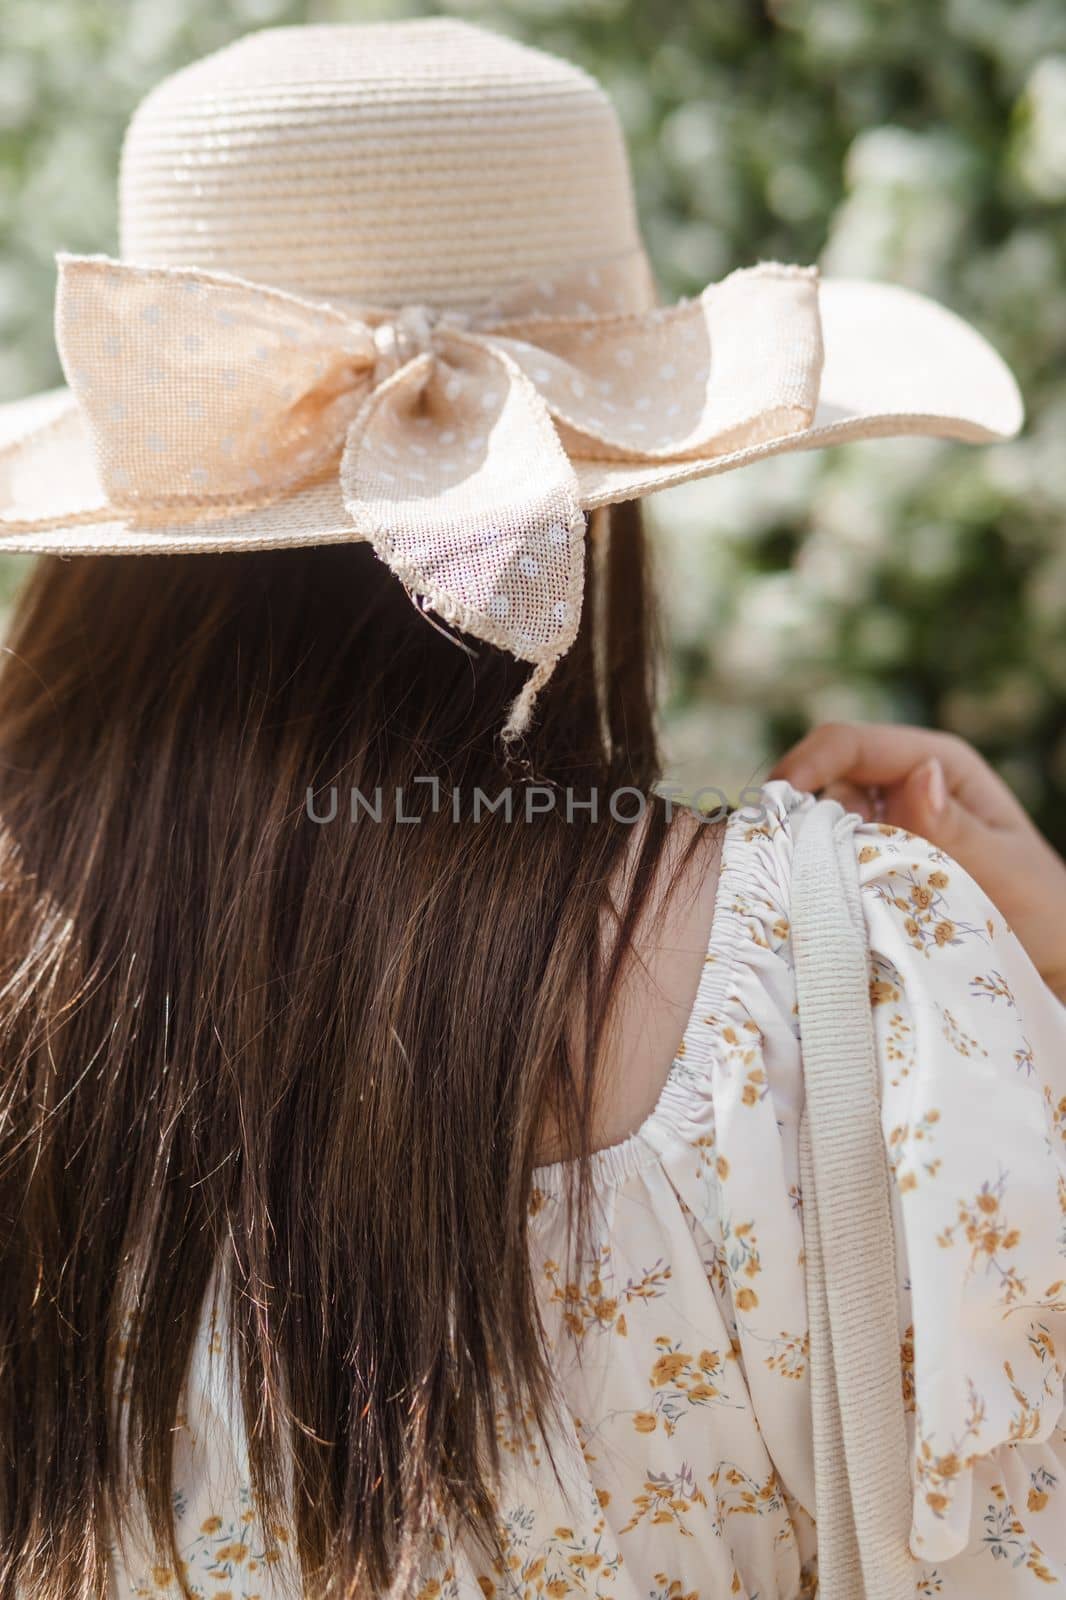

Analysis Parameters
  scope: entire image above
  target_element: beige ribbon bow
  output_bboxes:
[48,253,824,735]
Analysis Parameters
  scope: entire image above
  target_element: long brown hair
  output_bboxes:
[0,503,711,1598]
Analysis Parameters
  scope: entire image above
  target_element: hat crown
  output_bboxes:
[118,19,654,313]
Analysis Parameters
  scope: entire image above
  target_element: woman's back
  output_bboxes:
[114,781,1066,1598]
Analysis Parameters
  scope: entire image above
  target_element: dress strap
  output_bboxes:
[791,797,914,1600]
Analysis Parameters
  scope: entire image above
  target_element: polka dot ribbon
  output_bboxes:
[49,252,824,735]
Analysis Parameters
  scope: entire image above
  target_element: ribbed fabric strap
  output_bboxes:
[790,798,914,1600]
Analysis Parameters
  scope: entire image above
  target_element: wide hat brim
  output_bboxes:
[0,276,1021,558]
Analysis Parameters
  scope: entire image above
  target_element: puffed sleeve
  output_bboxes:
[854,821,1066,1575]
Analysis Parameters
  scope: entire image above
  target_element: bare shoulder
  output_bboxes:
[589,804,727,1150]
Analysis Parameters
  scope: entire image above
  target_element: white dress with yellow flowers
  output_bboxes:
[115,780,1066,1600]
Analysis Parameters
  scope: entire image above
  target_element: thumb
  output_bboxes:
[885,757,989,873]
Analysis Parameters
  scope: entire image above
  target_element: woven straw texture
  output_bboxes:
[119,20,649,311]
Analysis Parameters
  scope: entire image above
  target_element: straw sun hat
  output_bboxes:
[0,19,1023,733]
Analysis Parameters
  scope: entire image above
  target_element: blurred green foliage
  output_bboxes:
[2,0,1065,839]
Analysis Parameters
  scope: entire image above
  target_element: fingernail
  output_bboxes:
[925,758,946,816]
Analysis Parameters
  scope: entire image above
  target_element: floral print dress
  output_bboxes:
[115,780,1066,1599]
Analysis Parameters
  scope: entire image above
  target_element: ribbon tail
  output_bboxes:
[339,332,587,731]
[501,655,562,743]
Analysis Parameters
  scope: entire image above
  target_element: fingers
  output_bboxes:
[812,757,952,841]
[881,756,946,836]
[819,779,878,821]
[880,755,1000,885]
[771,720,978,797]
[815,752,993,885]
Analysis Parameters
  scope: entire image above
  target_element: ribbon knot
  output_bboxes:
[39,252,824,736]
[370,304,475,383]
[371,304,438,382]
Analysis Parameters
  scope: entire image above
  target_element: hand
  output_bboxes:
[771,722,1066,1002]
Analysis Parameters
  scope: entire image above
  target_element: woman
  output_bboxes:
[1,20,1063,1600]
